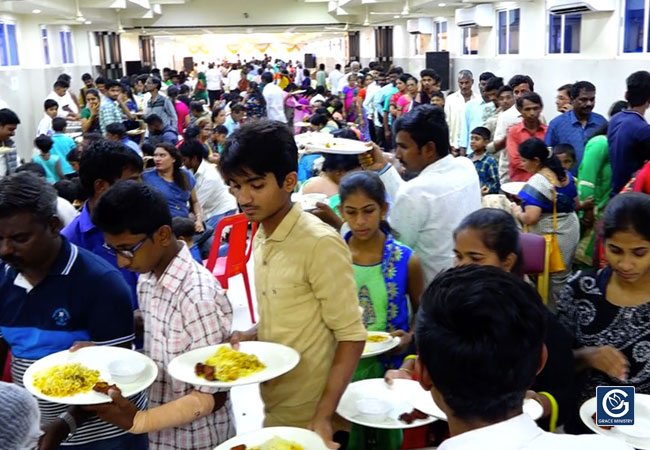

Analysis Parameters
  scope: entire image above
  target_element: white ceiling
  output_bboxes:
[0,0,462,31]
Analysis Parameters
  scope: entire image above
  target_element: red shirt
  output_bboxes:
[506,121,548,182]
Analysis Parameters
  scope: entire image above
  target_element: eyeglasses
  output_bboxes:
[102,235,150,259]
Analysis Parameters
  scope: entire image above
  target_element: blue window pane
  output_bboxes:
[564,14,581,53]
[549,14,562,53]
[42,28,50,65]
[624,0,644,53]
[60,31,67,63]
[65,31,73,63]
[498,11,507,54]
[0,24,7,66]
[509,9,520,54]
[7,24,18,66]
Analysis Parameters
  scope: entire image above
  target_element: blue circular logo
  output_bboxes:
[52,308,71,326]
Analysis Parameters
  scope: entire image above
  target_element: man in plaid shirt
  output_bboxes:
[99,79,134,135]
[88,181,235,450]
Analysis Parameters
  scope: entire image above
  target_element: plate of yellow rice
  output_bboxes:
[168,342,300,388]
[214,427,328,450]
[23,346,157,405]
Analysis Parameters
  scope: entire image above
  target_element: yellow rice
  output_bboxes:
[32,362,100,397]
[250,436,304,450]
[203,346,265,382]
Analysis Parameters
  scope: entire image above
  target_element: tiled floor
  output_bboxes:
[224,259,266,435]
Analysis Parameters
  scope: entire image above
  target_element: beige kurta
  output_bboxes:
[254,203,367,427]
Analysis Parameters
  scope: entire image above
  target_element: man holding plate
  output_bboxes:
[222,120,367,449]
[0,172,147,450]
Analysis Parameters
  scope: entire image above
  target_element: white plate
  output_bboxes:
[305,137,371,155]
[292,193,328,212]
[23,346,158,405]
[501,181,526,196]
[362,331,400,359]
[214,426,328,450]
[337,379,438,429]
[580,394,650,449]
[167,341,300,388]
[294,132,331,148]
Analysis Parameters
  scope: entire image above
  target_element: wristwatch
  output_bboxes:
[58,411,77,441]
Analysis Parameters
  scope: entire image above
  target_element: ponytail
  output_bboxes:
[518,137,566,182]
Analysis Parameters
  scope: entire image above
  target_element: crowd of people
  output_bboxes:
[0,55,649,450]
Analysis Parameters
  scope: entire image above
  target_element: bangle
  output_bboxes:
[398,367,413,375]
[403,354,417,362]
[378,163,392,175]
[538,391,559,432]
[58,411,77,440]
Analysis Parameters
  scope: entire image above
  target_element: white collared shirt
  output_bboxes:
[328,69,343,95]
[380,154,481,284]
[439,414,632,450]
[205,68,223,91]
[194,160,237,220]
[444,90,475,148]
[263,82,287,123]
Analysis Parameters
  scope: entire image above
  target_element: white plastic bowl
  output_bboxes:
[107,359,146,384]
[356,398,392,421]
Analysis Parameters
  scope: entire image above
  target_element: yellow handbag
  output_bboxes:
[546,177,566,273]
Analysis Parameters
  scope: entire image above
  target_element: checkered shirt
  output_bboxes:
[138,244,235,450]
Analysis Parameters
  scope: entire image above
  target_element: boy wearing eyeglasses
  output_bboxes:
[87,180,235,450]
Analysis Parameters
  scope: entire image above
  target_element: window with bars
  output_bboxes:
[42,27,50,65]
[0,22,19,66]
[435,21,448,51]
[549,14,581,54]
[497,8,520,54]
[60,30,74,64]
[622,0,647,52]
[462,27,478,55]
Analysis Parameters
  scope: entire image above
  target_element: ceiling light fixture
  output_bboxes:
[32,9,41,14]
[438,2,446,5]
[85,20,92,25]
[393,14,400,18]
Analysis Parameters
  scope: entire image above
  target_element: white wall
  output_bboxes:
[380,0,650,121]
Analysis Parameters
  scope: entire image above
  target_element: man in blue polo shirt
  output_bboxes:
[62,139,143,310]
[0,172,147,450]
[545,80,606,170]
[608,70,650,194]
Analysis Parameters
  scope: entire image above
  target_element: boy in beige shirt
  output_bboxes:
[221,120,366,449]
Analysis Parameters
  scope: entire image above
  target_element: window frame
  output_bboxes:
[496,7,520,55]
[60,28,74,64]
[0,20,19,67]
[434,20,448,52]
[620,0,650,53]
[41,26,50,65]
[547,13,582,54]
[461,26,479,55]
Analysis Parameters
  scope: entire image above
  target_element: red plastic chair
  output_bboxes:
[205,213,258,324]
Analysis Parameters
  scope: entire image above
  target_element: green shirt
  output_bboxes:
[316,70,327,87]
[578,135,612,213]
[81,107,91,119]
[353,263,388,331]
